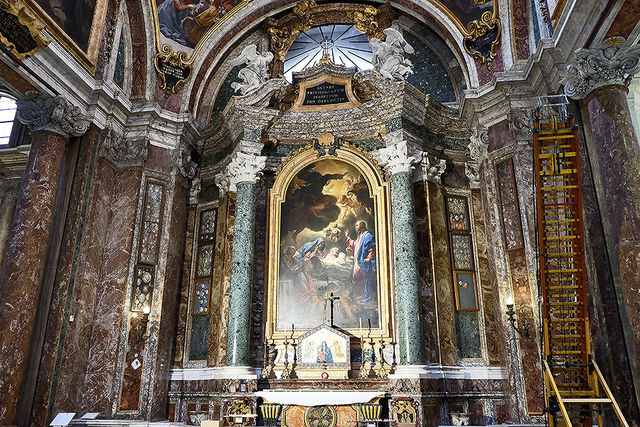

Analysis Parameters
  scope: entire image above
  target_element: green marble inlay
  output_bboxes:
[455,310,481,358]
[210,66,241,123]
[189,314,210,360]
[225,181,256,366]
[391,171,425,365]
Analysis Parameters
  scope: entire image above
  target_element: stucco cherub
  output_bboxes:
[229,45,274,95]
[370,28,415,81]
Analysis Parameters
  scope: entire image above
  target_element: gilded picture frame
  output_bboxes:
[265,142,394,344]
[14,0,108,71]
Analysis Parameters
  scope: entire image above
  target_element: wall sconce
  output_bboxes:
[506,296,530,338]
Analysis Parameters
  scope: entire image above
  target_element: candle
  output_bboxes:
[359,318,363,338]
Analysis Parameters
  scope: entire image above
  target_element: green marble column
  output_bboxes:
[377,137,425,366]
[391,171,425,365]
[225,181,256,366]
[221,151,266,368]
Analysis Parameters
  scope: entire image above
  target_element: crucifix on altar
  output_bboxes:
[321,293,340,327]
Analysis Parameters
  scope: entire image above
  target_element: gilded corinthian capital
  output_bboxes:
[16,94,89,138]
[562,42,640,99]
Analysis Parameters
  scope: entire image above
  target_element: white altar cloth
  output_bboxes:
[254,391,384,406]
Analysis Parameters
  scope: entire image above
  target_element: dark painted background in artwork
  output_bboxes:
[36,0,96,51]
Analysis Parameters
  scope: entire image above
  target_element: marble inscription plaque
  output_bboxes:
[302,82,349,106]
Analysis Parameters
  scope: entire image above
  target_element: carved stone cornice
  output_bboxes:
[16,94,89,138]
[416,153,446,184]
[562,42,640,99]
[100,129,148,167]
[465,162,480,190]
[374,134,418,175]
[172,146,198,179]
[508,109,534,141]
[215,151,267,195]
[468,128,488,162]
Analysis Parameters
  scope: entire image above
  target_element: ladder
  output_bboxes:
[533,99,629,427]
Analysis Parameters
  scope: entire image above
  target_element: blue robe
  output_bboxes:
[356,231,376,302]
[294,237,325,261]
[157,0,189,45]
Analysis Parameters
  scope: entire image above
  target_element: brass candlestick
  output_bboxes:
[280,336,291,379]
[260,339,270,379]
[376,338,388,379]
[358,336,369,379]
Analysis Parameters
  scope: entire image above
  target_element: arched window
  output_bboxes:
[0,96,17,146]
[284,24,373,81]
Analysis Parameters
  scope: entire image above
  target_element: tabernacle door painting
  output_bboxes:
[267,143,393,338]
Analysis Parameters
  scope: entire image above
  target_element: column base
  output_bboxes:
[219,366,258,379]
[389,365,431,379]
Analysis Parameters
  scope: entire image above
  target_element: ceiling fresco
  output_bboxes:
[151,0,500,92]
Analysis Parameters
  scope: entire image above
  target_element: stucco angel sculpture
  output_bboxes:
[230,45,274,95]
[370,28,415,81]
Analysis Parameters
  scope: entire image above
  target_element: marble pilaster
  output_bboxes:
[564,42,640,414]
[221,151,266,368]
[0,94,88,426]
[375,136,425,366]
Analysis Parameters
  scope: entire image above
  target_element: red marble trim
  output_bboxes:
[511,0,531,60]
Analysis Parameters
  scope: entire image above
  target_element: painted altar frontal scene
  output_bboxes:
[277,158,380,330]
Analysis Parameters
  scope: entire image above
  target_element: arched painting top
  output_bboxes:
[266,137,395,344]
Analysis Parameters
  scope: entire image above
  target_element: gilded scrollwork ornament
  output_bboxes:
[0,0,49,60]
[463,11,502,67]
[349,5,384,40]
[155,44,192,93]
[267,0,316,62]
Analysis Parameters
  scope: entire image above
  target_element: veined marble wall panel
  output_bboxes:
[207,193,235,366]
[488,119,543,415]
[479,155,521,422]
[31,131,102,426]
[0,178,21,268]
[81,162,142,416]
[512,0,531,60]
[145,174,188,419]
[573,102,640,421]
[174,206,196,368]
[471,190,506,365]
[428,181,457,366]
[414,181,439,364]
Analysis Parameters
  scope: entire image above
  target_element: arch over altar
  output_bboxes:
[265,136,394,343]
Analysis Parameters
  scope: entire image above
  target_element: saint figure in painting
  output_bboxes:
[277,159,378,329]
[316,341,333,363]
[346,220,376,303]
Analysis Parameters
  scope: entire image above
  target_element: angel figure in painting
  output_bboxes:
[229,45,274,95]
[370,28,415,81]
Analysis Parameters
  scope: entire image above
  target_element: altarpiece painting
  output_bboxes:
[266,142,393,342]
